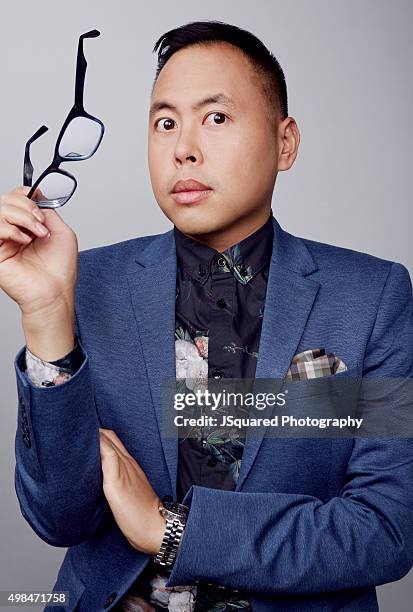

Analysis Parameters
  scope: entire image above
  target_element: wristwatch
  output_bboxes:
[153,499,189,568]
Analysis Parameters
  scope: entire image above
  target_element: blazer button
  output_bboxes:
[23,433,31,448]
[103,592,117,608]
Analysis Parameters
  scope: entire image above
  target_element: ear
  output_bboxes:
[277,117,300,172]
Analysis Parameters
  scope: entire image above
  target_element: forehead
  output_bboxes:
[151,42,260,109]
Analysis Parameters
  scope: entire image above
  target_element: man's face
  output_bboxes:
[148,42,281,238]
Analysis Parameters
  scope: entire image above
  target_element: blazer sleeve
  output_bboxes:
[13,308,111,547]
[165,262,413,595]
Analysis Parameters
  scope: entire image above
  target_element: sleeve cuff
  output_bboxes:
[23,336,86,387]
[164,486,197,587]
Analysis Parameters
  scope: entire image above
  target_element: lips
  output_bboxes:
[171,178,212,193]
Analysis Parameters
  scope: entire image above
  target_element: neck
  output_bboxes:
[182,207,272,252]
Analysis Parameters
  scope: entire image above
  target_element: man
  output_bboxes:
[1,19,412,612]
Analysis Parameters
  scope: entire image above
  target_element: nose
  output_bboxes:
[174,123,203,167]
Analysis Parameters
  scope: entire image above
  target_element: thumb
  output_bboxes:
[33,203,75,239]
[40,207,68,233]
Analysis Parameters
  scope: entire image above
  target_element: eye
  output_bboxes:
[155,118,176,132]
[204,112,228,125]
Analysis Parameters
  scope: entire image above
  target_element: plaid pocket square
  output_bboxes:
[286,348,347,381]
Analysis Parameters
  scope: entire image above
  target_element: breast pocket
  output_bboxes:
[275,363,362,439]
[282,362,360,400]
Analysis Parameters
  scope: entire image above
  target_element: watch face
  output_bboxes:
[163,502,189,517]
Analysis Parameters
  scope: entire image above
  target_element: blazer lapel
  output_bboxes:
[126,230,179,498]
[125,217,320,498]
[235,218,320,491]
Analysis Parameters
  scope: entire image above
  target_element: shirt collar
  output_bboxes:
[174,209,274,286]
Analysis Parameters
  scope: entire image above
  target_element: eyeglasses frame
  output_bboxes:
[23,29,105,209]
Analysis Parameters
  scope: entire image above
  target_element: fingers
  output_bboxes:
[1,187,71,240]
[0,195,50,242]
[11,185,47,203]
[3,189,49,227]
[1,191,46,220]
[11,186,31,195]
[99,428,147,479]
[99,428,132,458]
[0,221,35,245]
[99,431,121,483]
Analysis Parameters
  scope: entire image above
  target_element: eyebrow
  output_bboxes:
[149,93,237,118]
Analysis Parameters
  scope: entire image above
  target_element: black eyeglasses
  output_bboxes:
[23,29,105,209]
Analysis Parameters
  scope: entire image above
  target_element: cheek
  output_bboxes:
[148,146,165,194]
[221,135,274,199]
[245,124,276,183]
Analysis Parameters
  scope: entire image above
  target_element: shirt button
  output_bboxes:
[217,256,226,267]
[207,456,217,466]
[216,298,227,309]
[211,370,223,380]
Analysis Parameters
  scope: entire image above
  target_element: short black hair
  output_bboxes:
[152,20,288,127]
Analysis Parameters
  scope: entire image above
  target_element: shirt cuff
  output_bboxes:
[25,336,84,387]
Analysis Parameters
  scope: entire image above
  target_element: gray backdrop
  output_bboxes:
[0,1,412,610]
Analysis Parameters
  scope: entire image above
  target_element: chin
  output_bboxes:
[162,201,224,234]
[175,217,219,236]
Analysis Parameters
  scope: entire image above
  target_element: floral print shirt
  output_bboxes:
[24,210,275,612]
[173,211,274,502]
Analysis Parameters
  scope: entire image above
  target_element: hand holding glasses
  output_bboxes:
[23,30,105,209]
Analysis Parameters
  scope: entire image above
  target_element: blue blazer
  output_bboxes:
[13,216,413,611]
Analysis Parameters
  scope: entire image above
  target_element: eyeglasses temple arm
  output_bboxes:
[23,125,49,187]
[74,29,100,109]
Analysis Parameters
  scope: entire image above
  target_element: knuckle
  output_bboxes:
[11,226,22,238]
[27,200,38,214]
[0,202,10,217]
[14,186,30,196]
[32,221,44,234]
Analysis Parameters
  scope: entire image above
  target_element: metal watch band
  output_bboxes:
[153,503,187,568]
